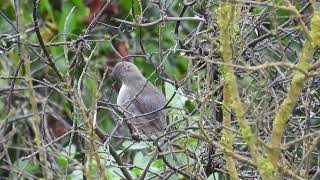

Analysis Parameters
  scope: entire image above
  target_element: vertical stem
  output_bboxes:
[72,48,107,179]
[159,3,166,96]
[270,1,319,173]
[15,0,51,178]
[218,1,276,179]
[221,90,238,179]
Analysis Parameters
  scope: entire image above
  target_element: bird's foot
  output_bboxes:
[131,132,143,142]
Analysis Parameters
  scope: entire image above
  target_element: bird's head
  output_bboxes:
[112,62,146,86]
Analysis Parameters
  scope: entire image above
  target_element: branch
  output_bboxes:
[94,127,133,180]
[32,0,63,80]
[218,1,277,179]
[112,16,205,27]
[269,2,319,170]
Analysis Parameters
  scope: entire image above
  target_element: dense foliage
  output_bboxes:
[0,0,320,179]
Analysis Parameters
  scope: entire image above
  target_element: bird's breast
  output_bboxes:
[117,84,129,106]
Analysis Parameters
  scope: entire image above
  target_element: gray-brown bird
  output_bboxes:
[112,61,168,141]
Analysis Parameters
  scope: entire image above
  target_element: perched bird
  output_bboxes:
[112,61,168,141]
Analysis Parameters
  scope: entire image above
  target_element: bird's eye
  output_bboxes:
[124,65,131,72]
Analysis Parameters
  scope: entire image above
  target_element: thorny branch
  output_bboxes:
[0,0,320,179]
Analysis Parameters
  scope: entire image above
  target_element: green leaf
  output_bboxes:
[122,141,149,150]
[165,82,188,109]
[68,168,83,180]
[184,99,195,113]
[56,155,68,167]
[133,152,150,168]
[132,168,141,176]
[106,167,125,180]
[58,3,88,36]
[39,0,54,21]
[13,159,39,175]
[63,144,77,158]
[242,76,255,87]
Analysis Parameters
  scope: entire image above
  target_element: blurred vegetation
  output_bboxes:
[0,0,320,179]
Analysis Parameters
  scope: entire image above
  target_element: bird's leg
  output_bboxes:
[127,123,142,141]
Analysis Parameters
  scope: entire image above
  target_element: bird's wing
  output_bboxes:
[117,84,168,137]
[132,84,168,131]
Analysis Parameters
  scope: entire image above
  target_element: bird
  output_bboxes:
[111,61,168,142]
